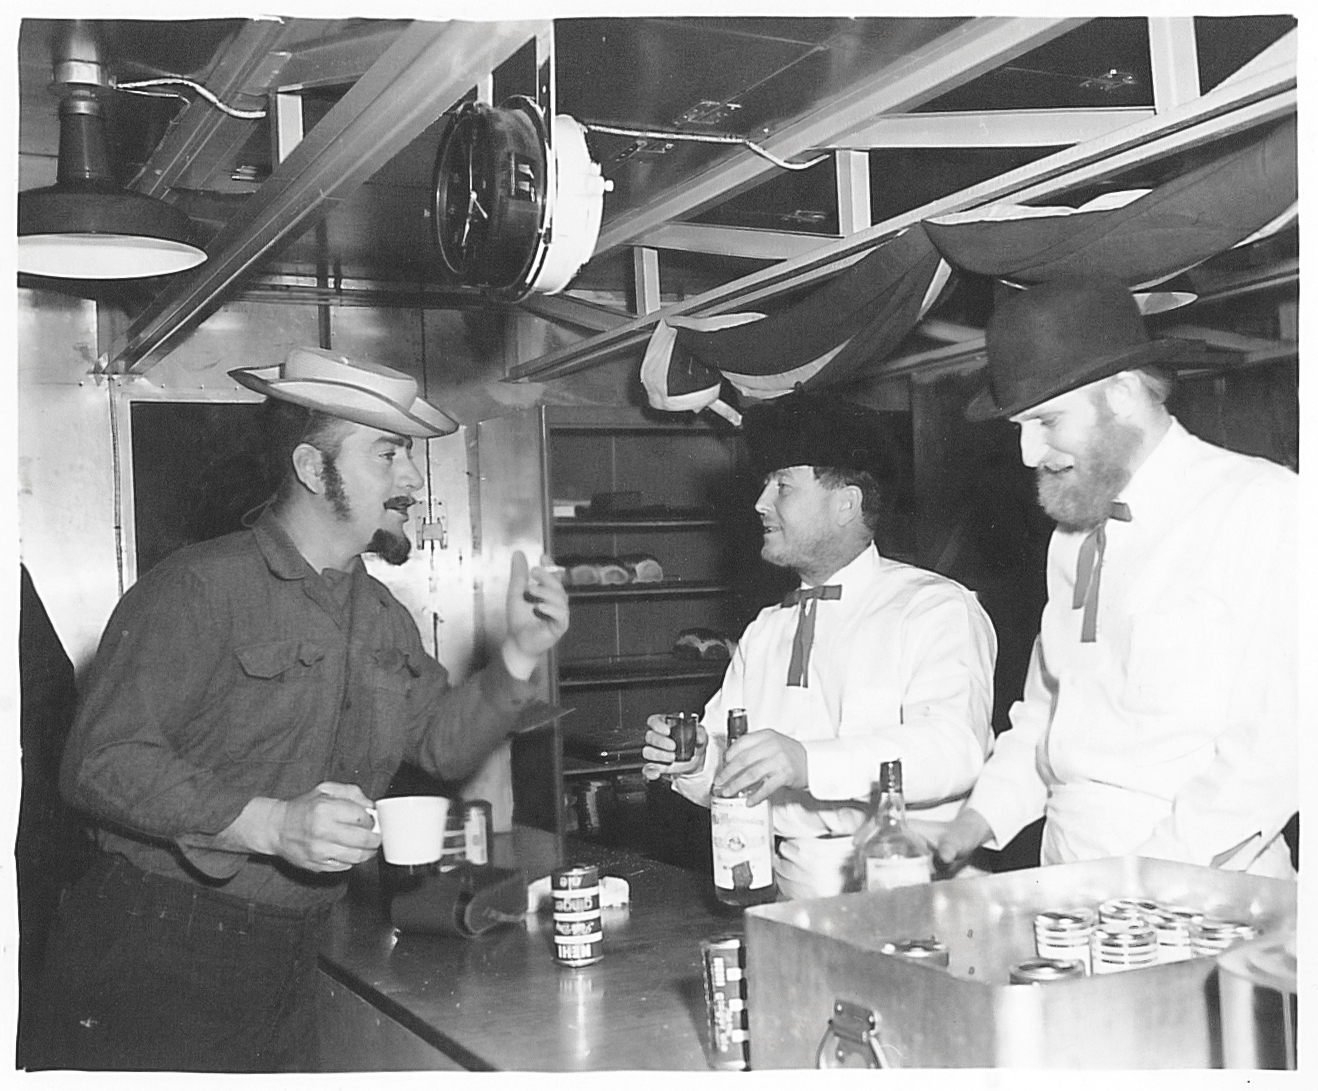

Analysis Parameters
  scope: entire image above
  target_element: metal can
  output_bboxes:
[702,935,750,1070]
[1010,957,1087,984]
[1189,917,1258,958]
[552,864,603,966]
[1035,907,1097,974]
[669,712,699,763]
[463,799,493,866]
[879,937,950,967]
[438,804,467,871]
[1091,919,1159,973]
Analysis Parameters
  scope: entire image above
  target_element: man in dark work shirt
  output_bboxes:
[32,347,569,1072]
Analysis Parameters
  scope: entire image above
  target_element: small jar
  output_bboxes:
[1035,908,1097,974]
[1189,917,1258,958]
[1091,919,1159,974]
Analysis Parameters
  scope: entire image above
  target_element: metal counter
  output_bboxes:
[317,826,743,1070]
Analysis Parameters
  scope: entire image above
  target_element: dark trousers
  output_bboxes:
[28,853,332,1072]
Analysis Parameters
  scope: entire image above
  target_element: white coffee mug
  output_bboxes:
[372,795,450,866]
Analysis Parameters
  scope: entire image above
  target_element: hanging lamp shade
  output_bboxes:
[18,34,207,280]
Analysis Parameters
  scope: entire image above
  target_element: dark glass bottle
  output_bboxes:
[709,709,778,907]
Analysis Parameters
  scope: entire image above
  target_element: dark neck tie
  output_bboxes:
[1072,501,1132,643]
[781,585,842,687]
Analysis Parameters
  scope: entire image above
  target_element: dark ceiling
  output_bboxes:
[16,14,1299,376]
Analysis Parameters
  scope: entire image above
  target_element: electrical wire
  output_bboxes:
[117,77,268,119]
[582,121,828,172]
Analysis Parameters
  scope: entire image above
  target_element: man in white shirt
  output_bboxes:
[642,391,997,898]
[933,277,1297,878]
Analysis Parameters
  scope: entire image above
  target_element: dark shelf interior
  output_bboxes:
[558,654,730,689]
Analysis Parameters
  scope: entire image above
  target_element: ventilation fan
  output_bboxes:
[431,95,611,301]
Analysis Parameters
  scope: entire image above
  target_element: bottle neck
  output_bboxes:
[873,786,907,827]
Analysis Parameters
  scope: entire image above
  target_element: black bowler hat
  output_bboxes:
[965,277,1197,421]
[742,389,887,479]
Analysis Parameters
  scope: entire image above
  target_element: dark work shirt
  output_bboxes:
[60,510,539,909]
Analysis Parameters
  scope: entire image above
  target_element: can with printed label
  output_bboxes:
[552,864,603,966]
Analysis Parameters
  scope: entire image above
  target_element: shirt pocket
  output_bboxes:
[365,647,423,776]
[227,640,328,761]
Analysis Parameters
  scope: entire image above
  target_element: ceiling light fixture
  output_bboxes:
[18,21,207,280]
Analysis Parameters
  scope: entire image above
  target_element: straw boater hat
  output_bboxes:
[230,347,458,438]
[742,389,888,480]
[964,277,1197,421]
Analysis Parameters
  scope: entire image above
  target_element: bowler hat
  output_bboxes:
[965,277,1195,421]
[742,389,887,480]
[231,347,458,437]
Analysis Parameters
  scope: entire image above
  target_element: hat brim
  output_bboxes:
[964,337,1198,422]
[231,366,458,438]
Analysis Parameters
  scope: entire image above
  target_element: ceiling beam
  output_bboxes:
[132,18,333,196]
[591,17,1088,259]
[827,107,1155,149]
[632,222,831,262]
[517,292,630,333]
[106,20,550,374]
[508,58,1295,383]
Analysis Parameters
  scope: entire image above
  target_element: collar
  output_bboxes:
[790,541,883,604]
[1112,416,1193,526]
[252,509,394,609]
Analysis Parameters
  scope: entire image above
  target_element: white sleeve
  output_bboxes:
[966,634,1053,848]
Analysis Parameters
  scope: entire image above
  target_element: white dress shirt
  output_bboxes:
[673,543,997,897]
[967,419,1297,877]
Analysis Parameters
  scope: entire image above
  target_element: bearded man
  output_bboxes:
[930,277,1297,879]
[32,348,569,1071]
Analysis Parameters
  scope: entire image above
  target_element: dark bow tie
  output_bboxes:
[781,584,841,687]
[1073,501,1132,643]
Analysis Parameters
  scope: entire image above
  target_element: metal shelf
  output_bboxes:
[558,655,729,689]
[554,517,719,531]
[568,580,729,601]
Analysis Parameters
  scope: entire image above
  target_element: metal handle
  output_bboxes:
[815,999,891,1069]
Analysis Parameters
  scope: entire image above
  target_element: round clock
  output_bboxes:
[432,96,609,300]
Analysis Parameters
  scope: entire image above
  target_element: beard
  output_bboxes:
[1034,404,1141,532]
[322,454,414,566]
[367,528,412,566]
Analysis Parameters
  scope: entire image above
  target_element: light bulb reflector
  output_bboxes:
[18,233,207,279]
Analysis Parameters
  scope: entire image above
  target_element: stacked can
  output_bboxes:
[1034,908,1097,974]
[552,864,604,967]
[702,935,750,1070]
[1189,917,1257,958]
[1098,897,1162,924]
[1090,919,1159,973]
[463,799,493,866]
[439,806,467,871]
[1148,904,1202,963]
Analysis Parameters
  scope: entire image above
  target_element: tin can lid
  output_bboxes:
[1010,958,1086,983]
[1035,907,1098,930]
[879,937,948,959]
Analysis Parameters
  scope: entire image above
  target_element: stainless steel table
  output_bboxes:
[317,826,744,1070]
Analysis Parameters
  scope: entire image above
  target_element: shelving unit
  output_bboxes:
[540,405,785,851]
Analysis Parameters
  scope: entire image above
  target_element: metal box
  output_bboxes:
[744,857,1296,1069]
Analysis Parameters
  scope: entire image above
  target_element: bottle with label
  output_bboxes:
[854,759,932,892]
[709,709,778,907]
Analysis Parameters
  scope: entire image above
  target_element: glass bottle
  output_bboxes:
[854,759,932,892]
[709,709,778,907]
